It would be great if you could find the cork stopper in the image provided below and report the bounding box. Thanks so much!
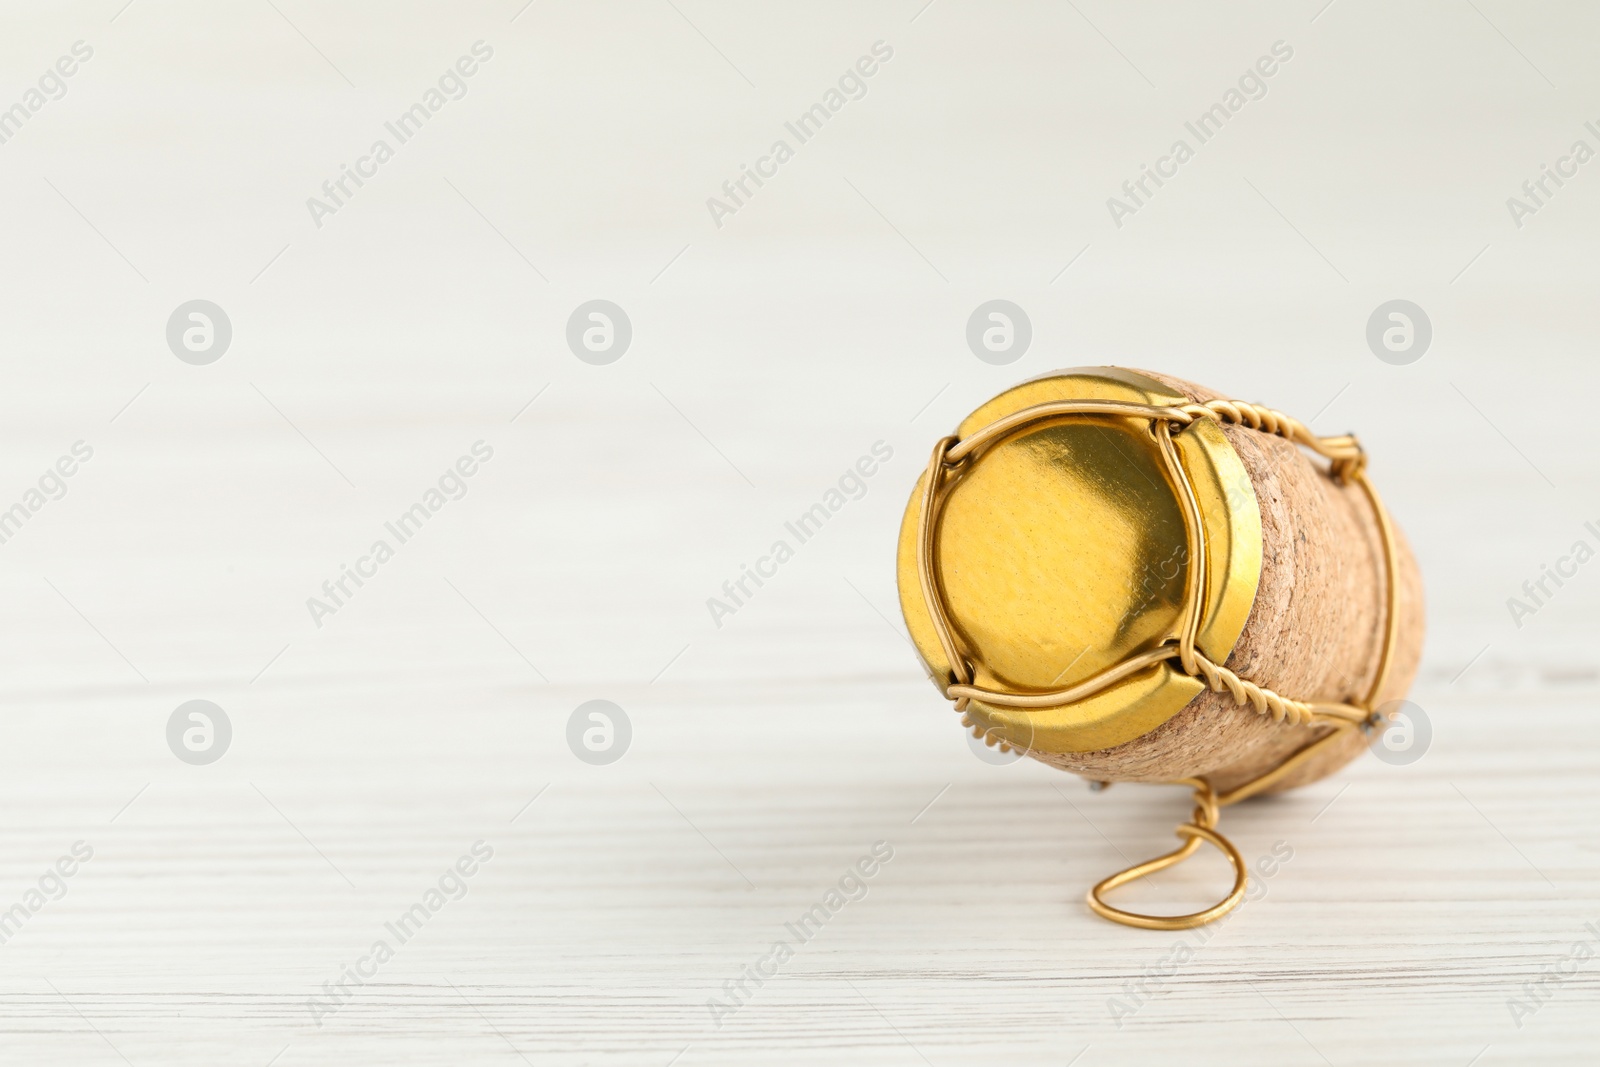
[896,367,1424,796]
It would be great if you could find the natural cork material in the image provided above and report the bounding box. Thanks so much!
[1030,370,1425,794]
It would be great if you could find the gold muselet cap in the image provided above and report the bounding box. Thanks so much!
[895,366,1264,756]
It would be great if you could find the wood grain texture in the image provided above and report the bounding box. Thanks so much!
[1,672,1595,1066]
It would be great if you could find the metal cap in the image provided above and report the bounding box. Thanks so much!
[895,367,1263,754]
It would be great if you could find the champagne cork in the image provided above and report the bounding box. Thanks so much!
[896,367,1423,826]
[896,367,1424,928]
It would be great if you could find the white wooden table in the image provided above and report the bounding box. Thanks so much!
[1,1,1598,1062]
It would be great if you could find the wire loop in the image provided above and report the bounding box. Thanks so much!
[1086,779,1249,930]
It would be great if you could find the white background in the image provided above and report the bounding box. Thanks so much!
[1,1,1597,1063]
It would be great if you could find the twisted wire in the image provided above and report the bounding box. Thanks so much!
[1183,399,1366,481]
[1187,649,1316,725]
